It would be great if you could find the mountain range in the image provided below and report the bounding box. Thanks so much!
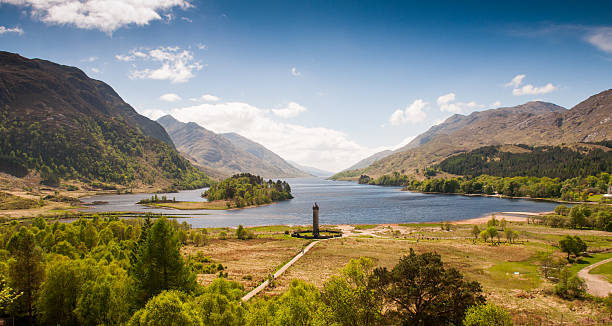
[157,115,309,179]
[0,51,211,189]
[334,91,612,179]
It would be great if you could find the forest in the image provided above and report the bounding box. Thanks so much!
[437,143,612,179]
[0,110,210,190]
[203,173,293,207]
[0,216,511,326]
[362,171,610,201]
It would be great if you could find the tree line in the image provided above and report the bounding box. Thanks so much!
[361,172,611,201]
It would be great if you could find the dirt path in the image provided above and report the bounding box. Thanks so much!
[241,240,320,301]
[578,257,612,297]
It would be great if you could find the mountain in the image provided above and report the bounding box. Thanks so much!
[288,161,333,177]
[220,132,309,177]
[344,150,393,171]
[157,115,308,178]
[0,51,210,189]
[357,92,612,178]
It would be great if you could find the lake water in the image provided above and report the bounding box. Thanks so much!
[81,177,561,228]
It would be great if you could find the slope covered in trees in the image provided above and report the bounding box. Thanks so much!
[203,173,293,207]
[357,91,612,179]
[438,143,612,179]
[0,51,210,189]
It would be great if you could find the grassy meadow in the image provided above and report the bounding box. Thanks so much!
[185,221,612,325]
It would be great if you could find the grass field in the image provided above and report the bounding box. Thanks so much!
[186,222,612,325]
[590,261,612,282]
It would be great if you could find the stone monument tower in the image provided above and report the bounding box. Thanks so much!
[312,203,320,238]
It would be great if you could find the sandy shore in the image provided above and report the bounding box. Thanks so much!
[452,211,553,225]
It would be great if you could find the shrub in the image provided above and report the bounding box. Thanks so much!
[463,303,513,326]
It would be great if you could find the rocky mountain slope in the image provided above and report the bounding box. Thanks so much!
[158,115,309,178]
[358,91,612,178]
[0,51,210,189]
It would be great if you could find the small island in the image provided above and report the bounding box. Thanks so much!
[203,173,293,208]
[137,173,293,210]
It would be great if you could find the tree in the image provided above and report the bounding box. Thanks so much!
[373,249,484,325]
[131,218,197,306]
[272,279,322,326]
[36,258,94,325]
[195,278,245,325]
[37,258,132,326]
[236,225,247,240]
[554,267,586,299]
[480,230,489,243]
[320,257,383,326]
[0,274,20,313]
[462,303,513,326]
[559,236,587,261]
[6,227,44,323]
[504,229,515,244]
[471,226,480,240]
[128,290,202,326]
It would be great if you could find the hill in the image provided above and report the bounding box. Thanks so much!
[0,51,210,189]
[158,115,308,178]
[360,92,612,178]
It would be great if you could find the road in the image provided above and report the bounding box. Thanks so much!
[577,257,612,297]
[241,240,320,301]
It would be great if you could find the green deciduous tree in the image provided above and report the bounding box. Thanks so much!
[195,278,245,325]
[462,303,513,326]
[128,290,202,326]
[558,236,587,261]
[320,257,383,326]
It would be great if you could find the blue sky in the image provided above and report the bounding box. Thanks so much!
[1,0,611,172]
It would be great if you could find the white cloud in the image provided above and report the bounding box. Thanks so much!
[505,74,525,88]
[272,102,307,118]
[512,83,557,96]
[140,101,377,172]
[117,46,203,83]
[196,43,207,50]
[586,27,612,53]
[505,74,557,96]
[291,67,301,77]
[389,99,428,125]
[90,67,100,73]
[159,93,181,102]
[0,26,23,35]
[81,56,98,62]
[181,17,193,23]
[437,93,485,113]
[0,0,191,34]
[190,94,220,102]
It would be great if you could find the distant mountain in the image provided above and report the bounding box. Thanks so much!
[344,150,393,171]
[288,161,333,177]
[158,115,308,178]
[355,93,612,178]
[220,132,309,177]
[0,51,210,189]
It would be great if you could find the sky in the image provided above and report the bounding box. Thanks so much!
[1,0,611,172]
